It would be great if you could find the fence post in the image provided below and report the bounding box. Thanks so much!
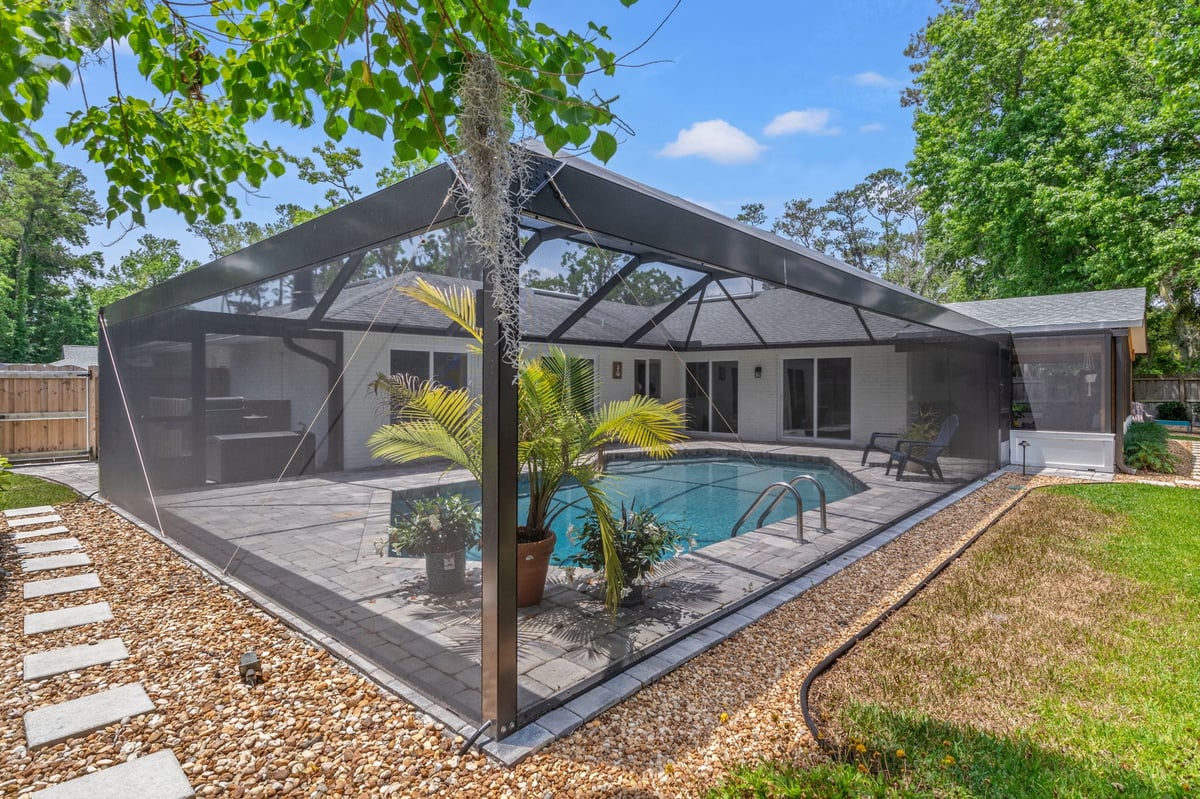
[89,366,99,460]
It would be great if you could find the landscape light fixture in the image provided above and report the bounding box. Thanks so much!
[239,651,262,687]
[1018,439,1030,476]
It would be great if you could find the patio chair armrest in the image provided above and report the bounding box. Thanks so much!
[895,438,930,450]
[867,431,902,446]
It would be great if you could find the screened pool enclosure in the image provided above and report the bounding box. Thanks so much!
[100,152,1006,739]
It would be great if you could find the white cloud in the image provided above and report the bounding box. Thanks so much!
[859,122,886,133]
[658,120,765,165]
[852,71,901,88]
[763,109,840,137]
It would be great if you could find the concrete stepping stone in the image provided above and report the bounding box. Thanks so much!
[4,505,54,518]
[12,525,71,540]
[24,573,102,599]
[24,638,129,681]
[24,683,155,749]
[17,538,82,557]
[25,602,113,635]
[30,749,194,799]
[22,553,91,573]
[7,514,62,528]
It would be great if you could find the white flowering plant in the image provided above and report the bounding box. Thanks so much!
[388,493,481,555]
[566,502,693,589]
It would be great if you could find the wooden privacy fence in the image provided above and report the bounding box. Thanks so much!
[0,365,98,462]
[1133,375,1200,404]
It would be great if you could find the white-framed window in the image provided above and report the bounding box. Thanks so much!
[633,358,662,398]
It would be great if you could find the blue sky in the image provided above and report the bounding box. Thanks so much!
[46,0,937,268]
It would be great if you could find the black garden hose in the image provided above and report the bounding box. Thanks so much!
[798,484,1037,754]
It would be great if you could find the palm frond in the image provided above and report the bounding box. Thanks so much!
[398,277,482,345]
[588,396,688,458]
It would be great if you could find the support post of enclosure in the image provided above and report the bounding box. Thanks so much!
[480,255,520,739]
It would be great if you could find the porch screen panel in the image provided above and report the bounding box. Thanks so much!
[1011,334,1109,433]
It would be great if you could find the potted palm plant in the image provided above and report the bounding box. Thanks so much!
[369,278,687,610]
[388,493,480,595]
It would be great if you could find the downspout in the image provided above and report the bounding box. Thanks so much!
[282,335,344,472]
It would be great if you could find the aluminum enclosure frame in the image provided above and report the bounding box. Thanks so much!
[99,150,1008,741]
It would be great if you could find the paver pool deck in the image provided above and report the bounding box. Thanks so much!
[21,446,1104,761]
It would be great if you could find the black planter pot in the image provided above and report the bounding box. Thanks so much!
[425,548,467,595]
[621,581,646,607]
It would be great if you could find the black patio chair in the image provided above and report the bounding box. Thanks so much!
[885,414,960,481]
[861,429,903,466]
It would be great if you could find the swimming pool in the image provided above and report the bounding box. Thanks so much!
[392,454,864,563]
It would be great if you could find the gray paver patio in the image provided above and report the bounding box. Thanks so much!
[136,442,969,724]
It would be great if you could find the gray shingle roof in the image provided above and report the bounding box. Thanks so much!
[945,288,1146,332]
[53,345,99,368]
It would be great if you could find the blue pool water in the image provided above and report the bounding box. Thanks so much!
[392,455,863,563]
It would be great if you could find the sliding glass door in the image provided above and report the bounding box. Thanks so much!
[782,357,851,439]
[685,360,738,433]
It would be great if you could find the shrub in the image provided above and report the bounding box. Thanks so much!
[1124,421,1179,473]
[567,502,693,590]
[388,493,481,555]
[1155,401,1190,421]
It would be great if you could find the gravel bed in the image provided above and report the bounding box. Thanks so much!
[3,472,1074,797]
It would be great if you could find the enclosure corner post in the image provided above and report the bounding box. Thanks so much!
[480,280,519,737]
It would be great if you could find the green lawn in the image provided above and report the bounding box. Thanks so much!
[0,472,79,511]
[710,484,1200,798]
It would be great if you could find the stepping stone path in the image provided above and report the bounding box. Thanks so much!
[4,505,196,798]
[30,750,194,799]
[24,573,102,599]
[25,602,113,635]
[8,514,65,528]
[22,553,91,573]
[25,683,154,749]
[16,537,83,556]
[12,525,70,540]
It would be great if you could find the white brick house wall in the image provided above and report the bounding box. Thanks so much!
[219,330,912,471]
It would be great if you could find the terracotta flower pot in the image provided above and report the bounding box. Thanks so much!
[516,531,556,607]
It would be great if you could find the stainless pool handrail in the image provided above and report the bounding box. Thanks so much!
[730,481,806,543]
[757,475,829,533]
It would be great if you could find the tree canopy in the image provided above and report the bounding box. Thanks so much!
[907,0,1200,368]
[5,0,637,227]
[738,168,941,296]
[523,246,685,305]
[0,161,101,362]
